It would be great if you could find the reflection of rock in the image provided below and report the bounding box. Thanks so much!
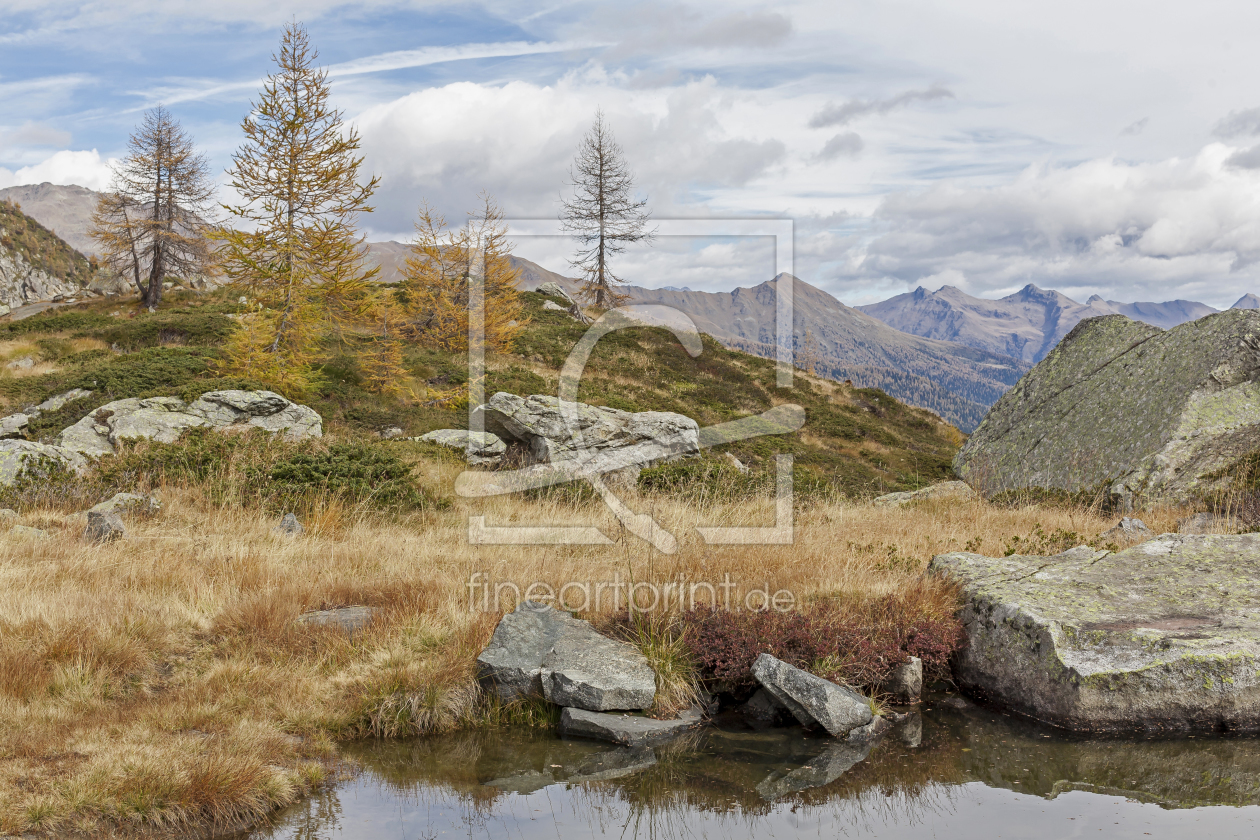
[896,713,923,747]
[756,739,878,799]
[931,535,1260,731]
[752,653,873,736]
[873,480,976,507]
[483,769,556,794]
[567,746,658,782]
[559,707,701,747]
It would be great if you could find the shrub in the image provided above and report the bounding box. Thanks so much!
[269,443,427,509]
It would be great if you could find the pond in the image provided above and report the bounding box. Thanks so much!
[236,694,1260,839]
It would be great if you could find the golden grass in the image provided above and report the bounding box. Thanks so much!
[0,468,1186,836]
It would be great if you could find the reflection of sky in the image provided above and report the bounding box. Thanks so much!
[8,3,1260,305]
[247,779,1260,840]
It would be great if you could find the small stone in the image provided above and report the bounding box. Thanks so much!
[378,426,405,440]
[10,525,49,539]
[0,508,18,526]
[84,510,125,542]
[725,452,750,473]
[88,492,159,517]
[558,707,702,747]
[1102,516,1155,542]
[751,653,873,737]
[873,480,976,507]
[542,300,567,312]
[880,656,923,703]
[274,513,303,536]
[296,606,376,634]
[6,356,34,370]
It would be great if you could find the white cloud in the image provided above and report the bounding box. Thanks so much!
[0,149,115,191]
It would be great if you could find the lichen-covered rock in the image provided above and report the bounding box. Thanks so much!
[0,388,91,440]
[955,310,1260,508]
[296,606,375,634]
[751,653,873,736]
[418,429,506,466]
[930,535,1260,732]
[473,392,698,475]
[57,390,321,457]
[0,439,87,485]
[536,281,575,304]
[476,601,591,702]
[1178,512,1237,534]
[88,492,159,517]
[873,480,976,507]
[541,624,657,711]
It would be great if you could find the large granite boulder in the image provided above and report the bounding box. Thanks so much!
[930,535,1260,732]
[57,390,322,457]
[476,601,657,711]
[955,310,1260,508]
[751,653,873,736]
[473,392,699,475]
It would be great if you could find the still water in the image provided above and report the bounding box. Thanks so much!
[239,695,1260,839]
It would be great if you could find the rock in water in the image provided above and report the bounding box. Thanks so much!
[541,625,657,711]
[473,392,699,474]
[873,481,976,507]
[751,653,873,736]
[476,601,656,710]
[84,510,125,542]
[956,310,1260,508]
[58,390,321,457]
[418,429,506,466]
[880,656,923,703]
[558,707,701,747]
[930,535,1260,732]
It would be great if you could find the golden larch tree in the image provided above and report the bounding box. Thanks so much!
[214,21,381,392]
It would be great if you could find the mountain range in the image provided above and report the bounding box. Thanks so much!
[858,284,1257,363]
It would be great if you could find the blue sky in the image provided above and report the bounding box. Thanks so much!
[5,1,1260,308]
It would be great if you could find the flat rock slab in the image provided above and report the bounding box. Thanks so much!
[873,480,976,507]
[559,707,701,747]
[752,653,873,737]
[930,535,1260,732]
[296,606,376,634]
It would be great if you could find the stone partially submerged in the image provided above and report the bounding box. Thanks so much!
[930,534,1260,732]
[559,707,701,747]
[955,310,1260,508]
[751,653,873,737]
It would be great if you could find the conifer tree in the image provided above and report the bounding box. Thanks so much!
[559,109,654,307]
[90,105,214,309]
[215,21,380,391]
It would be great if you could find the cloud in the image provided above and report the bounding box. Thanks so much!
[0,122,72,151]
[1120,117,1147,136]
[849,143,1260,306]
[1214,107,1260,138]
[690,11,793,48]
[1225,146,1260,169]
[808,85,954,129]
[816,131,863,161]
[0,149,115,190]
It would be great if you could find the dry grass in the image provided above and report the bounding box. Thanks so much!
[0,464,1186,836]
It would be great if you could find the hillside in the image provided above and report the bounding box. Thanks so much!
[0,289,964,498]
[858,283,1236,363]
[0,182,100,258]
[0,198,93,309]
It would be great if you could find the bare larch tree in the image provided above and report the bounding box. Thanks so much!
[90,105,214,310]
[560,110,654,307]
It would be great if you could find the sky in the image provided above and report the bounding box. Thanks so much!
[4,1,1260,308]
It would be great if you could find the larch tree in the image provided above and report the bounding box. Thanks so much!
[215,21,381,392]
[89,105,214,310]
[559,109,654,308]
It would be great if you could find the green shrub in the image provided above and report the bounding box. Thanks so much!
[269,444,426,508]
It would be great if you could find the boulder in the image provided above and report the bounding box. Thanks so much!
[873,480,976,507]
[57,390,321,457]
[378,426,404,440]
[88,492,159,517]
[955,310,1260,509]
[418,429,506,466]
[542,300,567,312]
[880,656,923,703]
[0,388,95,440]
[473,392,699,475]
[274,513,303,536]
[751,653,873,737]
[0,509,17,526]
[558,707,701,747]
[930,535,1260,732]
[6,356,33,370]
[0,439,87,485]
[10,525,48,539]
[742,687,790,724]
[1101,516,1155,543]
[476,601,591,702]
[536,281,575,304]
[84,510,124,542]
[541,624,657,711]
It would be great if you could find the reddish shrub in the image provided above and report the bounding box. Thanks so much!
[683,607,836,689]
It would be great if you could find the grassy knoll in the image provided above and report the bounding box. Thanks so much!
[0,290,1185,835]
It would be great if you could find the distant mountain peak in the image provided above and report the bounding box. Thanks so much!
[1232,293,1260,310]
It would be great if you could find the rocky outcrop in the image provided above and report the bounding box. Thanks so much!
[474,392,698,475]
[955,310,1260,509]
[751,653,873,737]
[873,480,976,507]
[477,601,657,711]
[418,429,506,466]
[58,390,321,457]
[0,439,88,484]
[0,388,91,439]
[930,535,1260,732]
[558,707,701,747]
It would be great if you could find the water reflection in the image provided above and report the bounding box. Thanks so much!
[237,696,1260,839]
